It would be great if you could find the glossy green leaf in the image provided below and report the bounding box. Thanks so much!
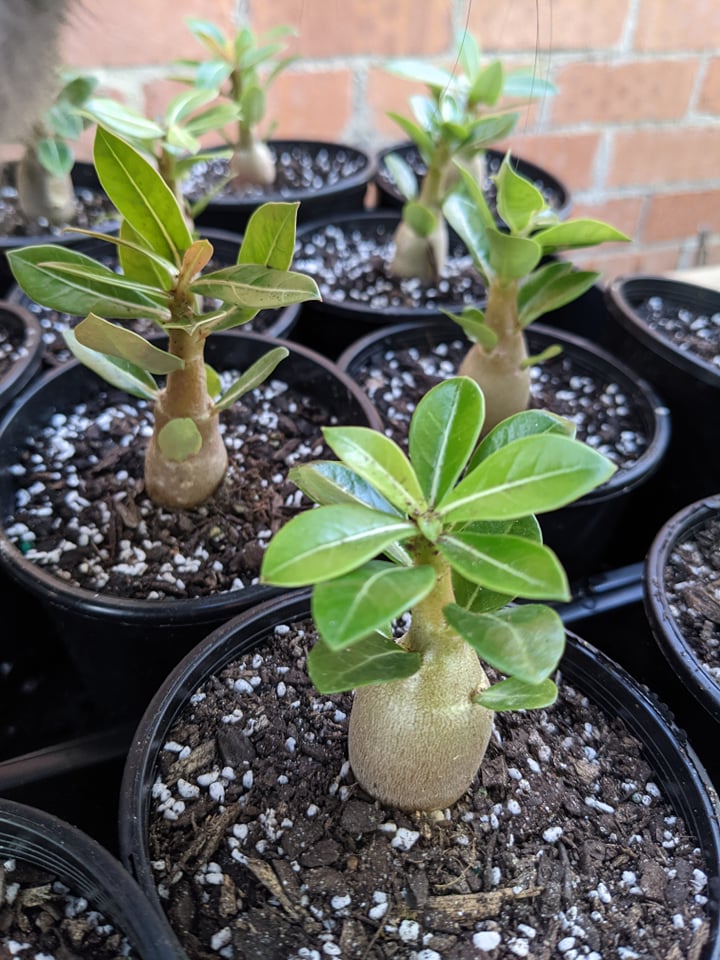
[238,201,300,270]
[36,138,73,176]
[213,346,288,411]
[157,417,202,461]
[93,125,193,265]
[535,219,630,253]
[307,632,420,694]
[486,227,542,280]
[384,152,418,202]
[474,676,558,711]
[260,504,416,586]
[191,263,320,309]
[312,561,435,650]
[438,434,616,523]
[494,155,546,234]
[408,377,484,506]
[438,531,569,600]
[468,409,575,471]
[441,307,496,349]
[73,314,183,374]
[323,426,427,516]
[6,245,169,321]
[117,218,175,291]
[502,69,556,99]
[290,461,402,515]
[519,267,600,327]
[446,602,565,684]
[402,201,438,238]
[385,111,434,160]
[470,60,503,105]
[62,327,159,400]
[85,98,164,143]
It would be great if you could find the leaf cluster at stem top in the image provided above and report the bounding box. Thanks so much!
[261,376,616,711]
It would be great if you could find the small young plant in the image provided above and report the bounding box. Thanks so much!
[443,154,630,432]
[14,71,99,225]
[261,376,616,813]
[174,18,298,189]
[384,30,555,283]
[7,126,320,511]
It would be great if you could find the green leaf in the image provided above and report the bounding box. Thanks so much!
[36,138,73,176]
[487,227,542,280]
[384,152,418,202]
[117,218,174,291]
[438,531,569,600]
[73,314,183,374]
[470,60,504,106]
[323,426,427,516]
[213,346,288,411]
[85,98,165,142]
[290,461,402,514]
[191,263,320,310]
[6,245,169,321]
[93,125,193,266]
[446,602,565,684]
[438,434,617,523]
[409,377,484,506]
[468,409,575,471]
[312,561,435,650]
[385,112,434,160]
[260,504,416,586]
[502,69,556,99]
[157,417,203,461]
[402,201,438,238]
[518,267,600,328]
[441,307,496,349]
[307,632,420,694]
[474,675,558,711]
[238,201,299,270]
[62,327,159,400]
[535,219,630,253]
[495,155,547,234]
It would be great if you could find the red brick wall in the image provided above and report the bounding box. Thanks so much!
[48,0,720,281]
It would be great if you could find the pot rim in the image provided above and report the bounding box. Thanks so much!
[644,494,720,721]
[0,300,43,408]
[605,274,720,389]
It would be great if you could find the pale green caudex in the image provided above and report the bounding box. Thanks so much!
[384,30,555,282]
[173,18,298,189]
[81,86,239,224]
[443,155,630,433]
[14,71,98,225]
[7,126,320,510]
[261,376,616,812]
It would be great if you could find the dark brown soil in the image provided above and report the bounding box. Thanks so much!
[663,511,720,683]
[145,619,712,960]
[0,858,139,958]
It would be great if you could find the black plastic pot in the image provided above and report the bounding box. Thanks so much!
[644,495,720,726]
[4,226,302,371]
[0,797,185,958]
[604,275,720,515]
[0,160,119,296]
[337,317,671,579]
[0,299,43,413]
[0,331,382,726]
[290,210,487,359]
[118,589,720,960]
[190,139,375,234]
[373,141,573,221]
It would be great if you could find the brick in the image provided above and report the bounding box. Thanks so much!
[568,198,644,242]
[643,190,720,243]
[265,69,354,142]
[60,0,235,68]
[248,0,451,58]
[699,58,720,115]
[635,0,720,51]
[468,0,628,51]
[608,127,720,187]
[550,61,696,125]
[571,245,683,284]
[494,133,600,194]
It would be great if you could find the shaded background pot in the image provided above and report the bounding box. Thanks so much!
[0,299,43,414]
[0,331,382,727]
[337,317,671,580]
[290,209,486,359]
[644,495,720,726]
[118,589,720,960]
[0,797,185,958]
[604,275,720,521]
[188,139,375,234]
[4,226,302,372]
[373,141,573,221]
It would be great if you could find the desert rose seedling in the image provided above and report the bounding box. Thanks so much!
[261,376,615,812]
[7,126,320,510]
[384,30,555,283]
[442,154,630,431]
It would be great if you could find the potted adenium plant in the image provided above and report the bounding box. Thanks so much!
[118,377,719,958]
[0,124,380,724]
